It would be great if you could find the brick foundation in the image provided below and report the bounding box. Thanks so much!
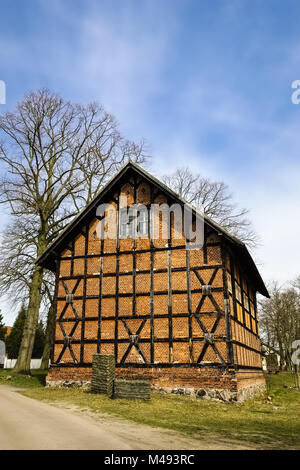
[46,365,265,402]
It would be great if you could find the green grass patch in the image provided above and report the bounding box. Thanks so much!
[20,372,300,449]
[0,369,48,388]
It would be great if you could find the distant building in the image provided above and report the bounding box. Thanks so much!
[261,343,281,372]
[4,326,12,339]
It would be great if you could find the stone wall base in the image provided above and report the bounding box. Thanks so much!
[46,379,90,388]
[236,382,266,401]
[46,378,265,402]
[153,381,265,402]
[46,365,266,402]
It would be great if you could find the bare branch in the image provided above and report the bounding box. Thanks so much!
[163,167,258,247]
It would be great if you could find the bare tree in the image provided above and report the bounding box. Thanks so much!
[259,281,300,379]
[0,217,57,370]
[292,276,300,293]
[0,89,147,373]
[0,218,51,301]
[163,167,258,247]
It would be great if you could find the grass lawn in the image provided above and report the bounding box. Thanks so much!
[0,369,48,388]
[1,370,299,449]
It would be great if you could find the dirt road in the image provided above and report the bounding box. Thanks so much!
[0,386,254,450]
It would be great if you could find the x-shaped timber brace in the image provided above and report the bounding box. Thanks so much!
[192,267,226,364]
[55,278,81,364]
[120,318,148,364]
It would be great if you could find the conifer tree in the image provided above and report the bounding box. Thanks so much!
[0,312,7,342]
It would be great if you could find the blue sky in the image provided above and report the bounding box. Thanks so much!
[1,0,300,323]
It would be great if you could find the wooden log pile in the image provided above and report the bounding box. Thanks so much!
[114,379,151,401]
[91,354,150,400]
[91,354,115,396]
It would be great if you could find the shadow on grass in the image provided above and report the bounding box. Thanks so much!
[31,370,48,386]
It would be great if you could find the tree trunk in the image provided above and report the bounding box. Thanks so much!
[13,264,44,374]
[40,303,55,370]
[13,230,47,374]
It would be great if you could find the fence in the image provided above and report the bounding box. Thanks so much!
[3,358,43,369]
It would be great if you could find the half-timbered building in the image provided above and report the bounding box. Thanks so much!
[37,161,269,400]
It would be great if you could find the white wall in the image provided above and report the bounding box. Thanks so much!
[4,357,42,369]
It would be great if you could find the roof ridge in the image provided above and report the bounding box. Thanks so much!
[35,160,268,297]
